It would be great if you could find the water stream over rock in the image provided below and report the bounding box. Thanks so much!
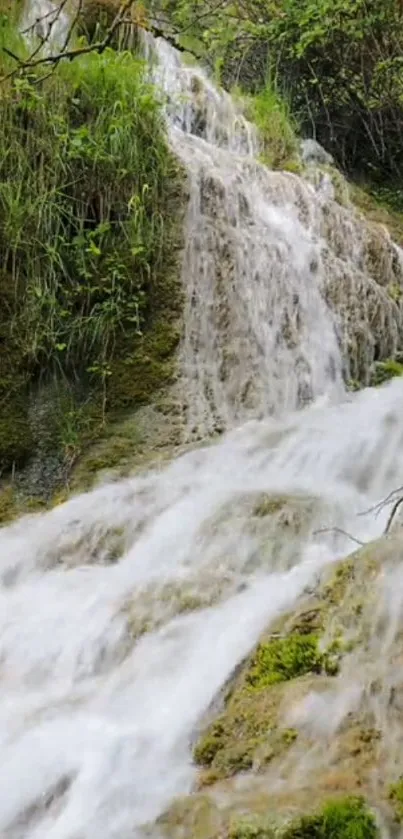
[144,36,403,437]
[2,9,403,838]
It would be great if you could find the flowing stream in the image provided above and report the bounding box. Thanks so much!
[2,9,403,838]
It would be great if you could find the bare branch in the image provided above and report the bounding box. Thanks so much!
[313,527,366,547]
[358,486,403,518]
[385,496,403,533]
[0,0,138,83]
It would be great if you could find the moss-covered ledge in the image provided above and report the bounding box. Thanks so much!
[153,534,403,839]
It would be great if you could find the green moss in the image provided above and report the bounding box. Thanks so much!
[369,359,403,387]
[192,668,309,784]
[346,380,362,393]
[388,778,403,822]
[283,159,303,175]
[0,485,47,526]
[253,496,287,517]
[387,283,402,303]
[282,728,298,745]
[323,560,355,606]
[156,794,222,839]
[193,629,341,784]
[304,165,350,207]
[0,486,18,525]
[0,392,33,473]
[350,184,403,248]
[245,635,325,690]
[194,721,226,766]
[282,796,378,839]
[229,816,275,838]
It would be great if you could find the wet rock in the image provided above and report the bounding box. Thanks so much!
[301,138,334,166]
[157,533,403,837]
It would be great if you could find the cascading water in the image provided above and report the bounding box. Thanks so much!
[144,36,403,437]
[2,9,403,838]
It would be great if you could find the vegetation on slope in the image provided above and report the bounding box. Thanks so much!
[229,797,379,839]
[0,10,184,490]
[150,0,403,190]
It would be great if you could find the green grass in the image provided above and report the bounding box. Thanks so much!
[0,22,184,477]
[241,80,299,170]
[283,796,378,839]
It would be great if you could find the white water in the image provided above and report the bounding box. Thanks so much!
[144,36,403,437]
[2,9,403,838]
[21,0,70,46]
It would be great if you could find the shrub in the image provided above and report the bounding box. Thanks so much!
[245,634,325,690]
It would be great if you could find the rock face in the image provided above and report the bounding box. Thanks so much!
[300,138,334,166]
[156,531,403,838]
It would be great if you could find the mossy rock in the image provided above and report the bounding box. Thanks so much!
[388,778,403,823]
[303,164,351,207]
[159,536,403,839]
[350,184,403,249]
[228,796,378,838]
[106,322,181,410]
[369,358,403,386]
[229,814,277,838]
[192,535,398,790]
[158,793,378,839]
[0,392,33,473]
[0,486,18,525]
[193,631,339,786]
[155,794,223,839]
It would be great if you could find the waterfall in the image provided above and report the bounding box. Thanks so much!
[21,0,70,46]
[144,36,403,438]
[2,11,403,839]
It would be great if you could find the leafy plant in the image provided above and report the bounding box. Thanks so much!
[0,23,183,473]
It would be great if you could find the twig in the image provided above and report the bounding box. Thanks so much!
[313,527,366,547]
[60,0,83,54]
[358,485,403,518]
[385,496,403,533]
[21,5,62,35]
[0,0,137,82]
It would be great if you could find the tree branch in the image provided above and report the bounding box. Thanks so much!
[0,0,138,82]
